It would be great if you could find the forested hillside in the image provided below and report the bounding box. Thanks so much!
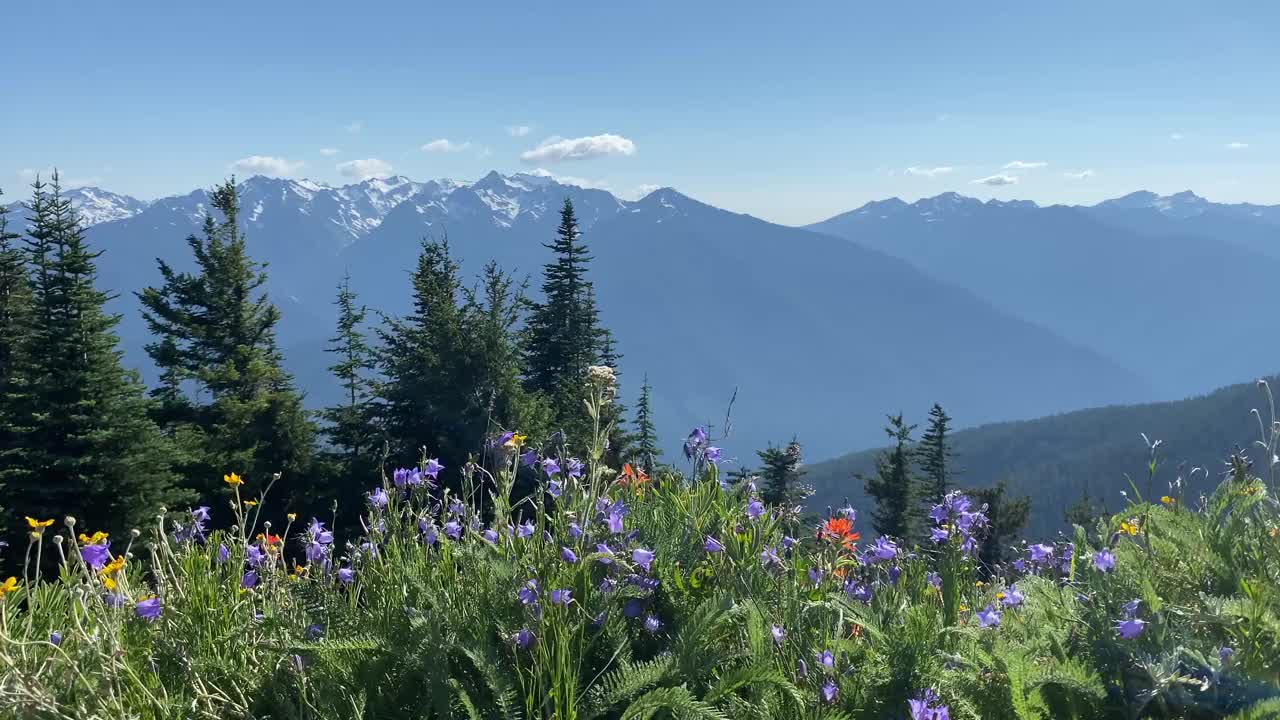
[806,375,1278,537]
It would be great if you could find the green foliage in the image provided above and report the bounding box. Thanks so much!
[0,176,186,558]
[861,414,920,541]
[137,178,315,507]
[759,439,807,509]
[375,242,547,487]
[971,480,1031,572]
[808,376,1280,538]
[915,403,955,508]
[320,273,380,477]
[3,394,1280,719]
[629,375,661,474]
[524,199,619,455]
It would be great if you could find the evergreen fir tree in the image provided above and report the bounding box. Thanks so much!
[374,238,467,469]
[524,198,613,452]
[3,175,186,555]
[0,189,31,538]
[629,375,661,473]
[759,439,805,508]
[459,260,550,466]
[137,178,314,506]
[1064,483,1104,528]
[971,480,1031,575]
[319,273,380,485]
[861,414,918,539]
[915,403,955,507]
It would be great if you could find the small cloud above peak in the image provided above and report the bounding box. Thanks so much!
[506,125,532,137]
[623,183,663,201]
[319,148,340,156]
[336,158,393,181]
[421,139,471,153]
[973,173,1019,186]
[1226,141,1249,150]
[1064,169,1095,179]
[230,155,305,177]
[904,166,953,177]
[1002,160,1047,170]
[520,133,636,164]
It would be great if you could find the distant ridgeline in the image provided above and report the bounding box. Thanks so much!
[805,375,1279,538]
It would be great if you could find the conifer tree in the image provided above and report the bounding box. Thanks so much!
[3,175,186,551]
[375,238,467,468]
[861,413,918,539]
[459,260,550,465]
[971,480,1031,574]
[915,403,956,507]
[0,189,30,536]
[759,439,806,508]
[629,375,661,473]
[319,273,379,481]
[138,179,314,505]
[524,199,615,451]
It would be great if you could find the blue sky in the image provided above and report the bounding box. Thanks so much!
[2,1,1276,225]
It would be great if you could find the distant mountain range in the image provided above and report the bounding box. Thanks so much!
[4,178,1277,467]
[806,190,1280,399]
[802,373,1279,538]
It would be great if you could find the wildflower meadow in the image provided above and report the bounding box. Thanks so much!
[2,386,1279,720]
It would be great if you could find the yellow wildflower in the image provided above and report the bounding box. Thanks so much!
[0,576,19,595]
[223,472,244,487]
[504,433,528,449]
[79,531,109,544]
[1160,495,1174,505]
[1120,519,1140,536]
[287,513,297,522]
[996,592,1006,602]
[243,500,258,508]
[25,517,54,530]
[100,556,126,576]
[959,604,969,613]
[975,580,985,587]
[103,576,117,590]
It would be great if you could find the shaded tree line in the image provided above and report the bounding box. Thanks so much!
[0,177,651,565]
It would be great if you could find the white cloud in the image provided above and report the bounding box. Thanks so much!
[520,133,637,164]
[336,158,393,181]
[344,121,363,134]
[319,147,340,156]
[527,167,611,191]
[972,173,1019,186]
[623,183,662,200]
[506,125,532,137]
[1170,133,1184,141]
[1226,141,1249,150]
[1063,169,1095,179]
[230,155,306,177]
[421,139,471,153]
[62,176,104,188]
[1002,160,1047,170]
[904,165,953,177]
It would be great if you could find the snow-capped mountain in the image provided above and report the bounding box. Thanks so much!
[10,173,1278,462]
[3,186,149,227]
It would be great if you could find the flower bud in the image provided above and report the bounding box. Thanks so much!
[130,529,141,538]
[52,535,64,545]
[64,516,76,527]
